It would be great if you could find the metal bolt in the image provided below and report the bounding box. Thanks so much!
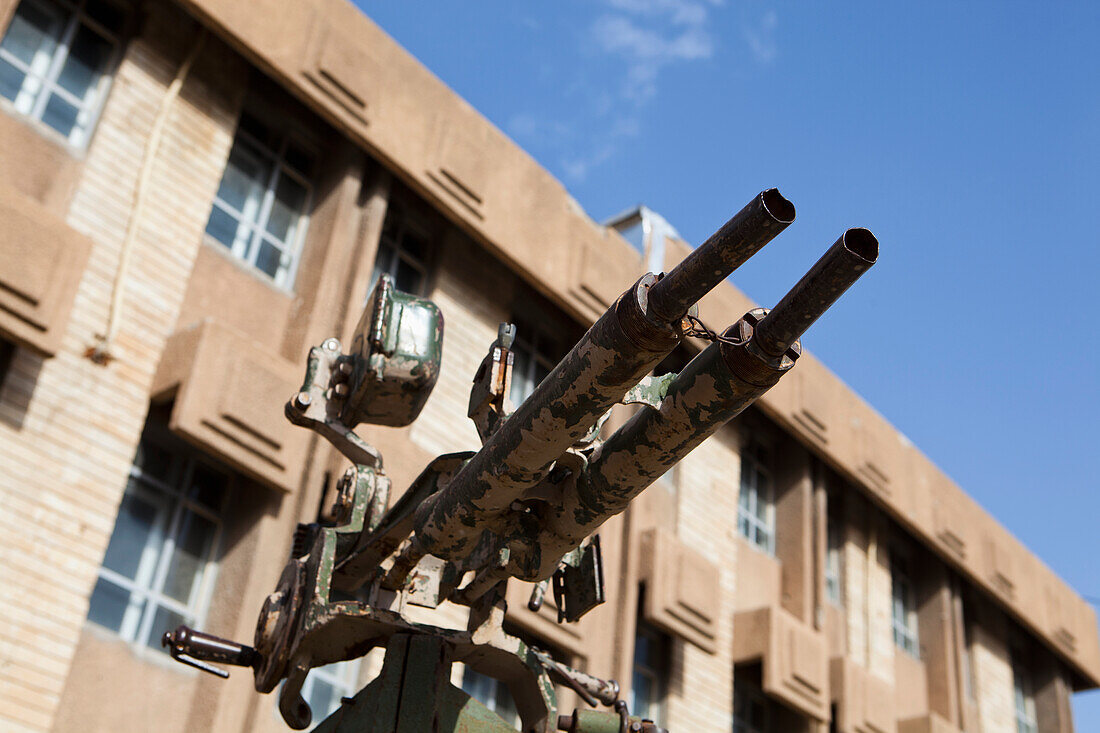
[338,361,353,376]
[323,338,341,352]
[333,383,349,398]
[293,392,311,409]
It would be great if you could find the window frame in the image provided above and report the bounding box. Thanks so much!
[737,438,775,556]
[824,506,843,606]
[297,657,362,723]
[508,315,563,409]
[460,666,520,727]
[204,109,317,290]
[1011,651,1038,733]
[0,0,127,148]
[87,437,229,654]
[890,550,920,659]
[732,680,771,733]
[630,619,669,723]
[370,197,436,298]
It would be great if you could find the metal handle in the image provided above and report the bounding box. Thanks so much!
[162,625,258,679]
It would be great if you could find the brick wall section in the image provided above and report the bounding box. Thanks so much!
[973,622,1015,733]
[666,431,740,731]
[842,499,896,684]
[0,12,242,731]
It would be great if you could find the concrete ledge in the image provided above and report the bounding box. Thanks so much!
[640,528,720,654]
[0,181,91,355]
[733,605,830,721]
[152,319,309,492]
[831,657,897,733]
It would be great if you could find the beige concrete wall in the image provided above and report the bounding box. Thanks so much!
[665,427,741,731]
[0,6,244,730]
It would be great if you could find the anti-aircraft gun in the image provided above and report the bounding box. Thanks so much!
[160,189,877,733]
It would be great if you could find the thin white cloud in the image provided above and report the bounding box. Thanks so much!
[591,6,715,103]
[508,0,761,183]
[743,9,779,65]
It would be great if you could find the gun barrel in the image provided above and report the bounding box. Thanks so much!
[413,192,795,563]
[647,188,794,323]
[753,227,878,358]
[545,332,767,557]
[541,229,878,564]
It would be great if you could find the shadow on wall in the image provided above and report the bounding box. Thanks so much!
[0,343,43,430]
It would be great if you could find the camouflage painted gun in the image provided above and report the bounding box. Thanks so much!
[161,189,877,733]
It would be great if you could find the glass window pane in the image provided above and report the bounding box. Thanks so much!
[101,491,159,580]
[372,243,395,283]
[188,464,226,512]
[401,229,428,263]
[216,140,270,216]
[254,239,284,279]
[54,23,111,102]
[161,510,215,604]
[2,2,63,68]
[308,678,339,720]
[204,205,244,250]
[0,57,27,101]
[87,576,133,632]
[510,349,532,406]
[134,440,174,486]
[41,92,78,137]
[147,605,186,652]
[394,258,421,294]
[631,672,654,718]
[462,667,495,703]
[264,172,307,243]
[491,679,517,725]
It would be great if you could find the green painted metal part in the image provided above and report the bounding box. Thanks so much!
[343,274,444,428]
[312,635,523,733]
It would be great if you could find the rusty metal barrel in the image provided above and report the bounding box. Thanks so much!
[412,191,795,562]
[540,229,878,566]
[647,188,795,323]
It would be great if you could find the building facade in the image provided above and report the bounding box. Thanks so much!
[0,1,1095,732]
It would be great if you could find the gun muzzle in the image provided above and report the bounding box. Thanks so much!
[412,191,795,563]
[540,229,878,566]
[753,227,878,358]
[647,188,795,323]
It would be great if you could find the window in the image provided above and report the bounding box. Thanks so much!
[630,621,669,722]
[0,0,125,146]
[961,609,976,702]
[1011,653,1038,733]
[737,439,774,555]
[204,109,315,288]
[371,200,433,296]
[300,658,361,722]
[0,337,14,386]
[825,509,843,606]
[461,667,519,728]
[733,681,770,733]
[890,551,919,659]
[509,316,562,408]
[87,435,228,652]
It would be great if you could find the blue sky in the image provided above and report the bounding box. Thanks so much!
[358,0,1100,723]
